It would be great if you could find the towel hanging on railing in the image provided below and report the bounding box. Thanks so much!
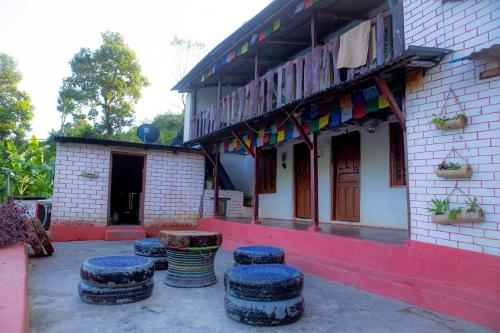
[337,20,371,69]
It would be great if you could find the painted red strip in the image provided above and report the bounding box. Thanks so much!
[0,245,28,333]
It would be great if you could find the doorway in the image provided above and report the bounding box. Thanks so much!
[109,153,145,225]
[332,131,360,222]
[294,143,311,219]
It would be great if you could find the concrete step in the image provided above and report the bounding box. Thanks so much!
[105,228,146,241]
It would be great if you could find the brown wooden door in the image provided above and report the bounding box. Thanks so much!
[333,131,360,222]
[294,143,311,219]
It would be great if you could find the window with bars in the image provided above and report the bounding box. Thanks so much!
[258,148,277,194]
[389,122,406,187]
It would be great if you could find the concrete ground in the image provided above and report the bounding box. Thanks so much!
[29,241,493,333]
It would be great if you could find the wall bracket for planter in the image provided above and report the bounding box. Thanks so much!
[431,89,467,130]
[435,148,472,179]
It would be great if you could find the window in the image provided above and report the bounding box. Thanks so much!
[257,148,277,194]
[389,122,406,186]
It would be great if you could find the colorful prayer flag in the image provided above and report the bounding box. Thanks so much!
[319,114,329,129]
[340,95,352,109]
[341,109,352,122]
[362,86,379,100]
[352,90,366,119]
[294,1,305,14]
[304,0,313,9]
[329,110,341,127]
[273,19,281,32]
[366,98,378,113]
[379,95,390,109]
[310,104,320,119]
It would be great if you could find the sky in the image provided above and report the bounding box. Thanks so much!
[0,0,272,139]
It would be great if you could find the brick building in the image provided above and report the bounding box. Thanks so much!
[174,0,500,329]
[50,137,205,240]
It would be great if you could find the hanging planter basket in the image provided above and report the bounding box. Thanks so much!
[428,187,485,225]
[431,89,467,130]
[435,148,472,179]
[431,212,455,225]
[459,209,485,223]
[434,114,467,130]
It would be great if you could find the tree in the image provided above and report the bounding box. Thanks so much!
[0,53,33,142]
[58,32,149,136]
[169,36,206,113]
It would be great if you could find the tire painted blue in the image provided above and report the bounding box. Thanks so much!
[78,279,154,305]
[134,238,168,257]
[225,293,304,326]
[234,246,285,265]
[224,264,303,301]
[80,255,154,288]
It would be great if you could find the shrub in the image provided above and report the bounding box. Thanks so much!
[0,200,35,246]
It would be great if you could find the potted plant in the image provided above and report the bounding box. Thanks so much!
[435,161,472,178]
[205,175,214,190]
[428,198,452,224]
[431,113,467,130]
[458,197,485,223]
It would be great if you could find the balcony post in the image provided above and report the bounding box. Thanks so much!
[253,147,260,224]
[213,144,220,218]
[308,131,321,232]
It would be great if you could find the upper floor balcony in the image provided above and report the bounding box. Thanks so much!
[178,1,449,143]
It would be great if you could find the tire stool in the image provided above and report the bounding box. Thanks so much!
[224,264,305,325]
[135,237,169,270]
[233,246,284,265]
[78,255,154,304]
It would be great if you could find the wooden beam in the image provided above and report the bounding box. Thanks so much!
[285,111,313,150]
[213,145,220,217]
[253,147,260,224]
[264,39,310,46]
[316,12,368,20]
[230,130,255,158]
[200,144,215,167]
[375,77,405,130]
[308,132,320,232]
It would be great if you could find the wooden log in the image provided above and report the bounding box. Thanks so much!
[29,217,54,255]
[376,13,385,65]
[295,57,304,99]
[277,66,284,108]
[322,44,331,90]
[259,77,266,115]
[392,1,404,58]
[231,91,237,122]
[238,87,245,120]
[304,52,313,97]
[265,70,274,112]
[285,61,294,103]
[24,218,44,257]
[311,46,321,93]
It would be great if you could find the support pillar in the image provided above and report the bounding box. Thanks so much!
[308,132,321,232]
[252,148,261,224]
[213,146,220,218]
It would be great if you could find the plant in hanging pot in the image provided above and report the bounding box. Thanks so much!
[205,175,214,190]
[435,161,472,178]
[431,113,467,130]
[428,198,452,224]
[459,197,485,223]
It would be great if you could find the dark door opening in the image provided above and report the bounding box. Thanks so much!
[332,131,360,222]
[109,153,145,225]
[294,143,311,219]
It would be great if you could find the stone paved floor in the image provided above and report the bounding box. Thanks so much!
[29,241,493,333]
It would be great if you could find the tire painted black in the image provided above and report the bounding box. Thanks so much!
[80,255,154,288]
[134,238,168,257]
[151,256,168,270]
[225,293,304,326]
[233,246,285,265]
[224,264,303,301]
[78,279,154,305]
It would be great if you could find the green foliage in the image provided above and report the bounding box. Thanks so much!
[430,113,465,127]
[0,53,34,142]
[1,137,54,197]
[448,208,462,219]
[427,198,450,215]
[58,32,149,136]
[465,197,479,213]
[151,112,184,145]
[437,161,461,170]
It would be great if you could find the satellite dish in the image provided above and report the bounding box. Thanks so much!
[136,124,160,144]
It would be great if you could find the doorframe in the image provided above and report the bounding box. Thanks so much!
[108,151,147,226]
[293,142,311,219]
[330,131,361,222]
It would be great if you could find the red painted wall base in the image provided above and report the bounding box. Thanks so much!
[50,222,195,241]
[196,218,500,330]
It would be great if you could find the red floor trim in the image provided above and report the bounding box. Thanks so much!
[0,245,28,333]
[197,218,500,330]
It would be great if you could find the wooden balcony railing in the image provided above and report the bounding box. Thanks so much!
[191,5,404,140]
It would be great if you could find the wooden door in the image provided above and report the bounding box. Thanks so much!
[294,143,311,219]
[333,131,360,222]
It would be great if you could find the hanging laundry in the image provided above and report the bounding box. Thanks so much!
[337,20,371,69]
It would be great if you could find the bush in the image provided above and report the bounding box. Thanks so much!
[0,200,35,246]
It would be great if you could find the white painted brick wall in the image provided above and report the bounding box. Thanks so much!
[202,189,244,218]
[52,142,204,227]
[404,0,500,255]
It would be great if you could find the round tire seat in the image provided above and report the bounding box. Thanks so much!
[134,238,168,257]
[233,246,284,265]
[135,238,169,270]
[80,255,154,288]
[224,264,303,301]
[225,293,304,326]
[159,230,222,248]
[78,279,154,305]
